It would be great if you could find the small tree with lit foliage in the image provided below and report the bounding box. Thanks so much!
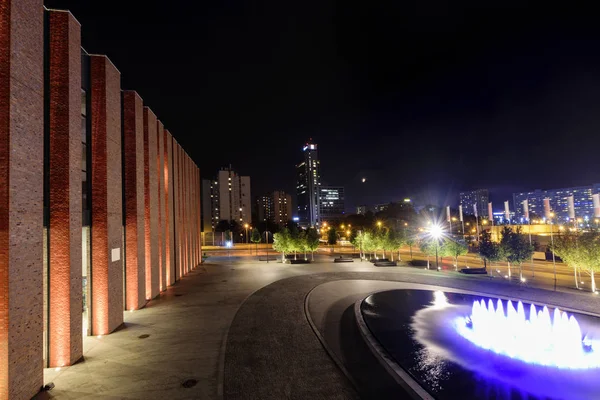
[273,228,291,262]
[306,228,320,261]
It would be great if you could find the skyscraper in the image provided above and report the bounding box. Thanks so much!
[296,140,321,227]
[459,189,490,218]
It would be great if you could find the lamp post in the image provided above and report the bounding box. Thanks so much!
[430,224,443,271]
[244,223,249,244]
[549,212,556,291]
[264,230,271,263]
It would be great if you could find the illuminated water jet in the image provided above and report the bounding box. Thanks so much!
[456,299,598,369]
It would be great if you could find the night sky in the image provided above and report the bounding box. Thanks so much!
[45,0,600,212]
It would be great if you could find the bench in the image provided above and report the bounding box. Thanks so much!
[374,260,397,267]
[334,257,354,263]
[285,259,311,264]
[370,258,389,263]
[460,267,487,274]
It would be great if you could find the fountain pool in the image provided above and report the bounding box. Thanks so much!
[360,289,600,400]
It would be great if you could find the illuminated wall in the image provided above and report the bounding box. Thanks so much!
[123,91,146,311]
[0,0,45,398]
[47,9,83,367]
[0,3,202,397]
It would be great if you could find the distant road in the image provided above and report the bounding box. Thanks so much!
[201,243,594,294]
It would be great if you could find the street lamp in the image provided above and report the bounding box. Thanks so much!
[429,224,443,271]
[377,221,382,229]
[549,212,557,290]
[244,223,249,244]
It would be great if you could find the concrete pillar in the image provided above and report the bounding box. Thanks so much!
[143,107,159,299]
[0,0,44,397]
[89,55,123,335]
[47,9,83,367]
[122,91,146,311]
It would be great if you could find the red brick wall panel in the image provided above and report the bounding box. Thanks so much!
[90,55,123,335]
[172,140,180,281]
[0,0,44,398]
[165,130,174,286]
[143,107,159,298]
[123,91,145,311]
[48,10,82,367]
[156,120,164,291]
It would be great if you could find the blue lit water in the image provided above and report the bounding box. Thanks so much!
[360,290,600,400]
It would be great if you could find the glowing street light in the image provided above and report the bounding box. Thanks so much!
[428,224,444,271]
[377,221,382,228]
[244,223,249,244]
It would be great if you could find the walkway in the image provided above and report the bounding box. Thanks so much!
[37,255,600,399]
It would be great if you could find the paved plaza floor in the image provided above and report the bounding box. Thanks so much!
[36,254,600,399]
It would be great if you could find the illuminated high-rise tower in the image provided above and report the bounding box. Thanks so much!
[296,139,321,227]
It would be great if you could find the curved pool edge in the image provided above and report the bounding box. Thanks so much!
[303,283,361,393]
[354,298,434,400]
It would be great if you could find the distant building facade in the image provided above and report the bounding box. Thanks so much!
[273,190,293,225]
[460,189,490,218]
[373,203,390,213]
[296,140,321,227]
[356,205,367,215]
[201,179,214,232]
[256,194,273,223]
[256,191,292,226]
[513,184,600,223]
[202,166,251,229]
[319,186,345,222]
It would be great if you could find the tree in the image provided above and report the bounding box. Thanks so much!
[362,231,376,260]
[554,231,600,292]
[294,231,308,260]
[499,226,514,277]
[349,229,358,248]
[327,227,338,245]
[352,230,366,259]
[444,239,468,271]
[499,227,533,280]
[552,232,581,289]
[577,232,600,293]
[250,228,261,255]
[406,236,415,260]
[383,229,403,261]
[393,228,407,261]
[272,228,291,262]
[419,237,438,269]
[374,229,386,259]
[306,228,320,261]
[478,230,500,272]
